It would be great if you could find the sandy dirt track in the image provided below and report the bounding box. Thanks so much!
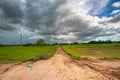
[0,47,120,80]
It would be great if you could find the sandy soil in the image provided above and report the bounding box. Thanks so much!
[0,47,120,80]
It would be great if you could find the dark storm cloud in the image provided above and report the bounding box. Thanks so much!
[60,16,90,32]
[0,23,15,31]
[55,15,104,40]
[0,0,24,31]
[0,0,120,44]
[0,0,23,23]
[73,27,120,42]
[25,0,67,31]
[57,14,120,42]
[0,0,23,18]
[109,14,120,23]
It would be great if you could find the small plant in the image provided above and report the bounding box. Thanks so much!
[27,53,53,62]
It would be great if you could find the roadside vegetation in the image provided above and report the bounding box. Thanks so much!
[63,43,120,60]
[1,39,120,63]
[0,46,57,63]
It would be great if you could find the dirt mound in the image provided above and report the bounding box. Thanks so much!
[0,47,120,80]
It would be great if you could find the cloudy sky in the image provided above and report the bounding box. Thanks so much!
[0,0,120,44]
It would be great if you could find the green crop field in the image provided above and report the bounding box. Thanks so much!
[0,46,57,63]
[63,43,120,60]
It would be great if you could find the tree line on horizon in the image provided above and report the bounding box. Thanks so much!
[0,39,120,46]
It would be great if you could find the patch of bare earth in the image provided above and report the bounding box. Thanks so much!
[0,47,120,80]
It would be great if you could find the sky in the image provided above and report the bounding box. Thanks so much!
[0,0,120,44]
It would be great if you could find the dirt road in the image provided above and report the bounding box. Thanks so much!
[0,47,120,80]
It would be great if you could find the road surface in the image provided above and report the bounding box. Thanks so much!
[0,47,120,80]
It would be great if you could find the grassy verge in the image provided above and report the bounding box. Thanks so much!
[62,43,120,60]
[0,46,57,63]
[62,47,90,60]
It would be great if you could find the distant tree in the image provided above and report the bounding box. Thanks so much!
[88,41,96,44]
[72,42,79,44]
[52,43,59,45]
[36,39,45,46]
[0,44,5,47]
[88,40,114,44]
[23,43,32,46]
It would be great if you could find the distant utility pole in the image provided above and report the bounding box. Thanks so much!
[20,30,23,46]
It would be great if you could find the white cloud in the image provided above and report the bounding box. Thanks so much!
[20,0,26,3]
[58,0,109,15]
[29,35,44,40]
[112,1,120,8]
[87,0,109,15]
[111,10,120,15]
[58,33,77,40]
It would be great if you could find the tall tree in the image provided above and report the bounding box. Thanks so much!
[37,39,45,46]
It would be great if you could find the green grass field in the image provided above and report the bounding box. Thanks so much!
[1,43,120,63]
[63,43,120,60]
[0,46,57,63]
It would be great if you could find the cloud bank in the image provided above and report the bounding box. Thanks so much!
[0,0,120,44]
